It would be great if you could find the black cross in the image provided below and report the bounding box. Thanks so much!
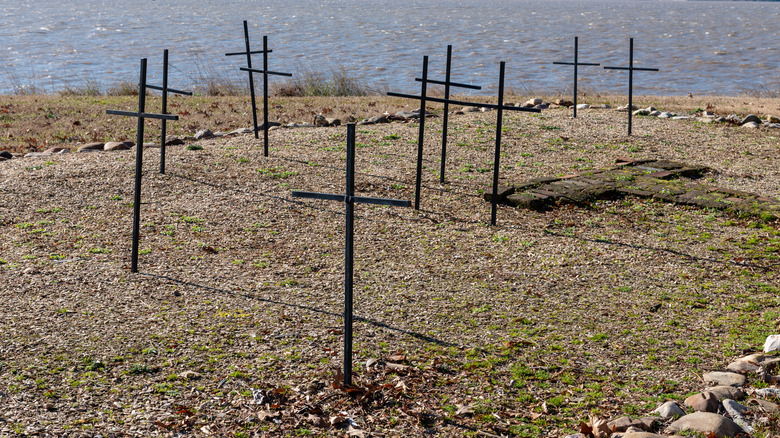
[389,58,540,225]
[603,38,659,135]
[226,21,292,156]
[552,36,600,118]
[145,49,192,174]
[291,124,411,386]
[106,58,179,273]
[414,45,482,184]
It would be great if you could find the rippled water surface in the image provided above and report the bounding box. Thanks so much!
[1,0,778,95]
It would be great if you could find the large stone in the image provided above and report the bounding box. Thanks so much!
[0,150,13,160]
[104,141,134,151]
[652,401,685,418]
[165,136,185,146]
[684,391,720,412]
[523,98,543,107]
[229,127,254,135]
[706,385,744,401]
[767,115,780,123]
[667,412,743,438]
[726,354,764,374]
[747,397,779,413]
[77,142,105,152]
[703,371,746,387]
[313,114,329,126]
[554,99,573,107]
[576,103,590,110]
[742,121,760,129]
[326,118,341,127]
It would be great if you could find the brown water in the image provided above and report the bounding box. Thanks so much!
[1,0,778,95]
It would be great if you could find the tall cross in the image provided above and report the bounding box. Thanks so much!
[145,49,192,174]
[291,124,411,386]
[414,45,482,184]
[106,58,179,273]
[552,36,600,118]
[389,59,540,225]
[226,22,292,156]
[603,38,659,135]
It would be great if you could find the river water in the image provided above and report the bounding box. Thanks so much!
[1,0,778,96]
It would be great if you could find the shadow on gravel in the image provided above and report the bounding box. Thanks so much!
[139,272,459,348]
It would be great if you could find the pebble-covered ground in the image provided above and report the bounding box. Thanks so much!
[1,99,780,437]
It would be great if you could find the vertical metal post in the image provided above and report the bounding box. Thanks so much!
[491,62,505,227]
[263,36,270,157]
[628,38,634,136]
[131,59,148,273]
[160,49,169,174]
[343,123,356,386]
[414,56,428,210]
[573,37,579,118]
[440,45,452,184]
[243,21,259,139]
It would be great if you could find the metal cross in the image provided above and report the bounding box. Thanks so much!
[226,21,292,156]
[145,49,192,174]
[603,38,659,135]
[552,36,600,118]
[414,46,482,184]
[389,58,540,225]
[291,124,411,386]
[106,58,179,273]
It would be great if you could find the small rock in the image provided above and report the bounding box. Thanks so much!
[684,391,720,412]
[767,115,780,123]
[649,110,662,117]
[727,353,764,374]
[616,104,638,111]
[258,121,281,130]
[723,399,753,433]
[554,99,573,107]
[368,115,389,124]
[657,112,675,118]
[326,118,341,127]
[44,147,70,154]
[696,117,715,123]
[621,433,667,438]
[43,403,55,411]
[194,129,214,140]
[765,335,780,353]
[462,106,479,113]
[740,114,762,125]
[164,136,185,146]
[703,371,746,387]
[742,121,760,129]
[229,127,254,135]
[672,115,692,120]
[313,114,329,126]
[576,104,590,110]
[480,107,493,112]
[652,401,685,418]
[523,98,543,107]
[633,109,651,116]
[666,412,744,437]
[104,141,134,151]
[0,151,13,160]
[747,397,779,413]
[755,387,780,398]
[768,123,780,129]
[77,142,105,152]
[286,123,315,128]
[179,371,202,380]
[212,131,228,137]
[607,416,646,432]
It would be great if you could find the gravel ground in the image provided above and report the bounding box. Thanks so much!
[1,104,779,437]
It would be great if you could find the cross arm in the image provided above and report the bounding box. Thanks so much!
[146,84,193,96]
[225,50,272,57]
[603,66,659,72]
[239,67,293,77]
[552,61,600,66]
[414,77,482,90]
[292,191,345,202]
[106,110,179,121]
[387,92,541,113]
[292,191,412,207]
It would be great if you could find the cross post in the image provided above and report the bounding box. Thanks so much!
[552,36,600,118]
[106,58,179,273]
[389,59,540,225]
[227,22,293,156]
[145,49,192,174]
[291,124,411,386]
[413,46,482,184]
[603,38,659,135]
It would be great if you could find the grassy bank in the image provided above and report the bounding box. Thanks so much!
[1,94,779,154]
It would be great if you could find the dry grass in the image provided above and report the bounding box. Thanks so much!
[1,98,780,436]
